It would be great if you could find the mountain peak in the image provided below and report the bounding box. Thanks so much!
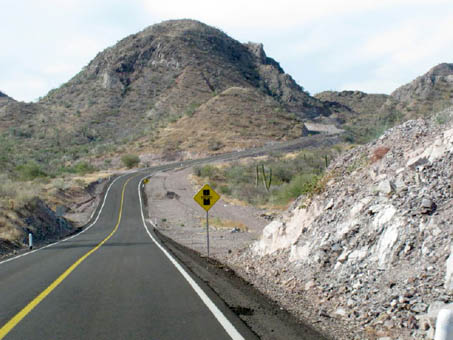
[427,62,453,77]
[41,19,329,130]
[390,62,453,117]
[139,19,217,37]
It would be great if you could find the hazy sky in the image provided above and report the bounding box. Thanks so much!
[1,0,453,102]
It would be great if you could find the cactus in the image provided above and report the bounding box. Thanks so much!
[256,164,272,192]
[261,164,272,192]
[256,164,259,187]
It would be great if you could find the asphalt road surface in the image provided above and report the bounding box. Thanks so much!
[0,171,259,340]
[0,135,340,340]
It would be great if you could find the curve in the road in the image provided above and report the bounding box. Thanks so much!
[0,175,135,339]
[0,171,255,340]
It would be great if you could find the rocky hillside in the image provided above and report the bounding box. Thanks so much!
[0,91,13,106]
[315,65,453,143]
[150,86,304,154]
[388,63,453,119]
[41,20,328,120]
[315,90,390,118]
[37,19,329,150]
[230,107,453,339]
[315,90,398,143]
[0,19,337,174]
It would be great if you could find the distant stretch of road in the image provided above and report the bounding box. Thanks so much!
[0,134,340,339]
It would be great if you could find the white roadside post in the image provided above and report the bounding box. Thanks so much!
[435,309,453,340]
[28,233,33,250]
[193,184,220,257]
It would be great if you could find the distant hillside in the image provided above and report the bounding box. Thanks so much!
[387,63,453,119]
[1,20,453,176]
[315,65,453,143]
[151,86,303,155]
[38,19,329,146]
[0,19,333,175]
[315,90,400,143]
[315,90,389,117]
[0,91,14,107]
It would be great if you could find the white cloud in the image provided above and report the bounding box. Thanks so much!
[141,0,450,30]
[2,0,453,101]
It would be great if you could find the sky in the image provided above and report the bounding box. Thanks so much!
[1,0,453,102]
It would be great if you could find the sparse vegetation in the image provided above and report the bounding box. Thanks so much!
[121,154,140,168]
[193,147,342,207]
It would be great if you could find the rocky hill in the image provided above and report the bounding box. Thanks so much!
[37,19,329,149]
[0,19,337,174]
[315,90,398,143]
[41,20,328,119]
[0,91,13,105]
[230,107,453,339]
[315,64,453,144]
[2,21,452,174]
[315,90,390,117]
[388,63,453,119]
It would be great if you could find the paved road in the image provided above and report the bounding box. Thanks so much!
[0,135,340,339]
[0,170,258,339]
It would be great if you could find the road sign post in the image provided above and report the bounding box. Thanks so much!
[206,211,209,257]
[193,184,220,257]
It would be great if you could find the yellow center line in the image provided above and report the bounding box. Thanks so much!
[0,175,136,339]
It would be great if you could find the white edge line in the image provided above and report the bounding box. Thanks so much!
[137,175,245,340]
[0,174,127,266]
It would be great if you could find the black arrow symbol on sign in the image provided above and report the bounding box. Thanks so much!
[202,189,211,205]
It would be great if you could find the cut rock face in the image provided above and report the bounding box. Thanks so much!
[446,245,453,292]
[242,109,453,339]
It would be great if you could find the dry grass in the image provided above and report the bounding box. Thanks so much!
[370,146,390,163]
[200,216,249,231]
[146,86,302,155]
[71,171,113,185]
[0,215,24,241]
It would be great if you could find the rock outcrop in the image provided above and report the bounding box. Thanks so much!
[231,106,453,339]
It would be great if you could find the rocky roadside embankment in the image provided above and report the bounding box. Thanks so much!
[0,175,111,258]
[227,107,453,339]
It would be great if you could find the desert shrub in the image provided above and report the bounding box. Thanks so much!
[193,165,217,178]
[224,164,248,184]
[121,154,140,168]
[73,161,96,174]
[192,147,341,207]
[275,174,320,203]
[272,163,293,183]
[208,140,224,151]
[16,162,48,181]
[219,185,232,195]
[185,102,200,117]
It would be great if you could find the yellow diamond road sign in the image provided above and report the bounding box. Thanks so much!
[193,184,220,212]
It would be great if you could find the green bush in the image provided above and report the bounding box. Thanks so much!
[193,165,217,178]
[16,162,48,181]
[219,185,231,195]
[121,154,140,168]
[73,162,96,174]
[275,174,320,203]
